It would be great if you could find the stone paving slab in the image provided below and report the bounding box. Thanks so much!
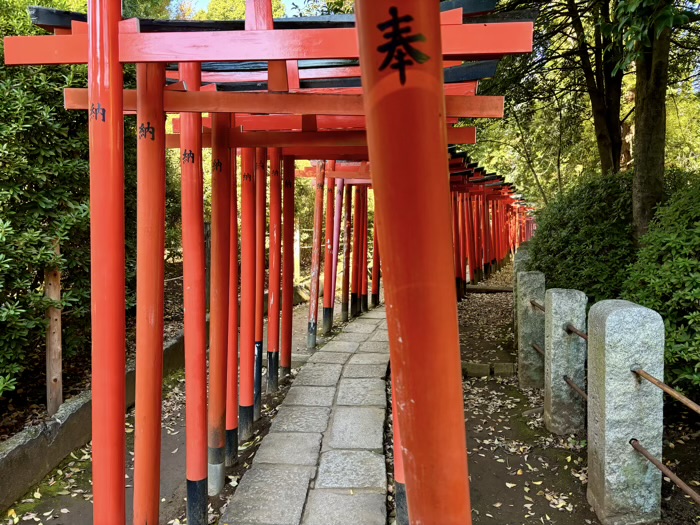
[343,322,377,334]
[333,331,371,343]
[284,386,336,407]
[328,406,385,450]
[318,341,359,353]
[342,364,387,378]
[368,329,389,342]
[223,309,389,525]
[294,363,343,386]
[301,490,386,525]
[357,341,390,354]
[220,465,314,525]
[350,317,382,325]
[348,353,390,366]
[336,378,386,407]
[377,320,388,330]
[316,450,386,491]
[307,352,352,365]
[270,406,330,433]
[358,310,386,319]
[254,432,322,466]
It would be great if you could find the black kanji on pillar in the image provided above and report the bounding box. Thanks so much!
[138,121,156,140]
[182,149,195,163]
[376,6,430,85]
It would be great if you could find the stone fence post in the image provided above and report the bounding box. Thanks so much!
[587,300,664,525]
[516,271,544,389]
[544,288,587,435]
[512,244,530,341]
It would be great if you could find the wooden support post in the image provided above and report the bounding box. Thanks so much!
[254,148,267,420]
[341,184,352,322]
[133,62,166,525]
[207,112,231,495]
[239,147,256,441]
[87,0,126,521]
[371,220,381,307]
[459,193,467,294]
[322,162,336,335]
[356,1,473,522]
[179,61,208,525]
[226,145,239,467]
[307,161,325,349]
[281,156,295,377]
[267,147,282,391]
[350,185,361,317]
[45,240,62,417]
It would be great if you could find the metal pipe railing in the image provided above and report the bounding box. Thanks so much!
[563,375,588,401]
[630,439,700,506]
[564,322,588,341]
[531,342,544,356]
[530,299,545,312]
[631,368,700,416]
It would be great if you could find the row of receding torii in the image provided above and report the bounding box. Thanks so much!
[4,1,534,524]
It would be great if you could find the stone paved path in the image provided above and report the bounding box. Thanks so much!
[220,308,390,525]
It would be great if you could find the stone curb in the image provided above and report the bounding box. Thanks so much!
[461,361,517,378]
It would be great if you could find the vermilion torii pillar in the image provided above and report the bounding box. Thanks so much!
[86,1,126,523]
[133,62,166,525]
[207,112,231,495]
[356,1,473,522]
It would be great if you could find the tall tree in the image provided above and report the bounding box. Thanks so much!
[614,0,699,238]
[206,0,285,20]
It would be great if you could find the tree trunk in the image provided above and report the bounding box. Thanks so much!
[633,26,671,239]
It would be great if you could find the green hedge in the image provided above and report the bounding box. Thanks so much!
[623,178,700,392]
[0,1,182,397]
[527,172,636,302]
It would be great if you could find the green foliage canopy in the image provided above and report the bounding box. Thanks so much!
[527,172,636,302]
[623,176,700,393]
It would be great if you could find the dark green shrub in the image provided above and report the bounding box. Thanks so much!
[623,177,700,392]
[527,171,636,302]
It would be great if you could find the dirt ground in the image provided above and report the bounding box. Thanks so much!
[460,258,700,525]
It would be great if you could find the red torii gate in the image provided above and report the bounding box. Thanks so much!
[4,2,533,524]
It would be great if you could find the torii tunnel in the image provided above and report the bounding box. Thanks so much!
[4,1,535,523]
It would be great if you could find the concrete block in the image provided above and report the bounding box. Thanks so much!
[294,363,343,387]
[587,300,664,525]
[321,341,360,353]
[357,341,389,354]
[517,271,545,388]
[352,317,382,326]
[544,288,588,435]
[348,353,390,366]
[463,362,491,377]
[316,450,386,491]
[343,364,388,379]
[270,406,330,433]
[334,331,371,343]
[284,386,336,407]
[368,329,389,342]
[254,432,321,466]
[328,406,385,450]
[308,352,352,365]
[219,465,313,525]
[302,490,386,525]
[493,362,516,376]
[336,378,386,407]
